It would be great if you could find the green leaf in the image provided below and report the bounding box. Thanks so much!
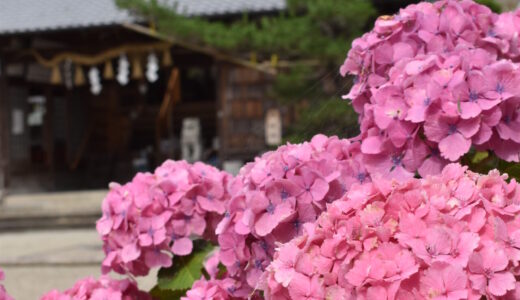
[157,240,214,291]
[497,159,514,171]
[472,151,489,164]
[150,286,187,300]
[463,149,500,175]
[216,263,227,279]
[504,164,520,182]
[475,0,502,13]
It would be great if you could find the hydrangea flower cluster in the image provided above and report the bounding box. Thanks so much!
[0,269,13,300]
[265,163,520,299]
[40,276,151,300]
[182,279,231,300]
[214,135,371,294]
[341,0,520,181]
[181,278,252,300]
[180,249,253,300]
[96,160,232,276]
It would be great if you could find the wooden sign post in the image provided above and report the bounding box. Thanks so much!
[265,109,282,146]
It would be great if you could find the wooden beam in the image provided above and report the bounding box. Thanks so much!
[0,58,9,199]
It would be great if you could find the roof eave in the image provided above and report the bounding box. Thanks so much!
[120,22,277,75]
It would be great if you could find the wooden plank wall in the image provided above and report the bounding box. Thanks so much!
[218,64,277,161]
[8,87,29,168]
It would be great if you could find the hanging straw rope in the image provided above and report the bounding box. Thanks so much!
[30,42,171,68]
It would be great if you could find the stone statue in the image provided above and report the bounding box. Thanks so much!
[181,118,202,162]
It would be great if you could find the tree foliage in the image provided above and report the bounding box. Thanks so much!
[118,0,375,60]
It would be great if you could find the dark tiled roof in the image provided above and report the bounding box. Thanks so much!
[0,0,286,34]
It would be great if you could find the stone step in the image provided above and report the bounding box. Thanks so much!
[0,190,105,231]
[0,213,100,232]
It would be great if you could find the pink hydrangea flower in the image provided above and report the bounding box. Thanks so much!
[287,273,325,300]
[40,275,151,300]
[213,135,371,294]
[182,279,230,300]
[468,244,516,296]
[341,0,520,177]
[183,251,257,300]
[0,269,13,300]
[97,160,232,276]
[420,263,468,300]
[181,277,254,300]
[424,114,480,161]
[265,163,520,299]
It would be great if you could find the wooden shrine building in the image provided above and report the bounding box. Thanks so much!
[0,0,287,194]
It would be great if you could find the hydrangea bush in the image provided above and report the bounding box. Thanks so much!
[265,164,520,299]
[16,0,520,299]
[96,160,232,276]
[341,0,520,180]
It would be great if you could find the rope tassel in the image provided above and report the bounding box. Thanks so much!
[103,60,114,80]
[50,65,62,85]
[74,65,85,86]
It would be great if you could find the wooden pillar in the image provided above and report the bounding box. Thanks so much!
[217,63,229,164]
[44,87,55,189]
[157,68,180,161]
[0,58,10,199]
[65,89,72,164]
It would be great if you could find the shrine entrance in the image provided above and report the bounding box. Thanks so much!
[0,21,278,195]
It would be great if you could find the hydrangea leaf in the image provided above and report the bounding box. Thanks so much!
[471,151,489,164]
[149,286,187,300]
[157,240,214,291]
[463,150,498,175]
[504,164,520,182]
